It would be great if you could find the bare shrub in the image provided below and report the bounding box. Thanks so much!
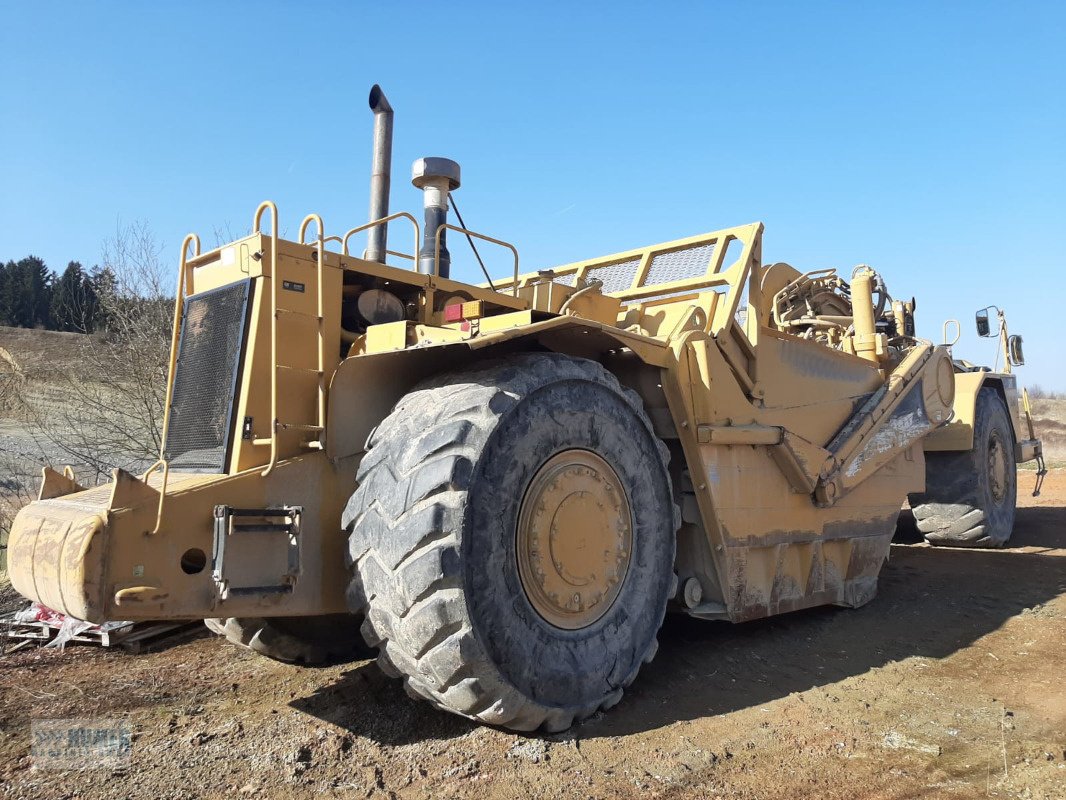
[0,449,38,576]
[26,220,171,484]
[0,346,25,414]
[1026,384,1066,401]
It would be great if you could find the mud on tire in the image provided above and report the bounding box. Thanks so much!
[910,388,1017,548]
[205,614,370,665]
[342,352,678,732]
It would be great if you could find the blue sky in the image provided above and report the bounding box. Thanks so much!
[1,2,1063,388]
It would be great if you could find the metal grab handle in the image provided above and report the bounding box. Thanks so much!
[253,201,278,235]
[159,233,202,464]
[152,231,204,535]
[141,459,170,535]
[297,216,328,446]
[298,213,324,244]
[433,224,519,297]
[341,212,420,266]
[253,202,281,477]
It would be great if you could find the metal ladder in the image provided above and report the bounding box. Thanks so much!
[252,203,328,476]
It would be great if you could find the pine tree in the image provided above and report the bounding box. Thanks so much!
[89,265,117,331]
[0,261,12,326]
[25,256,53,328]
[5,260,32,327]
[80,265,100,332]
[5,256,53,328]
[51,261,88,332]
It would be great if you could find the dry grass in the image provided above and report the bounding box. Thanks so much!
[1029,397,1066,466]
[0,327,100,579]
[0,327,94,380]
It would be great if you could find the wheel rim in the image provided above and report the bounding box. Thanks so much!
[987,430,1010,504]
[516,449,633,630]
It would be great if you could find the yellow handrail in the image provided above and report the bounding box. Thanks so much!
[433,224,519,297]
[341,212,420,267]
[298,213,324,245]
[253,201,281,476]
[298,214,328,441]
[159,233,201,460]
[142,459,170,535]
[149,232,202,535]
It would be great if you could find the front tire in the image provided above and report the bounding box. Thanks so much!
[204,614,369,665]
[342,353,677,732]
[910,388,1017,547]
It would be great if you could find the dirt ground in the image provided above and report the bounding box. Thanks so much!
[0,472,1062,800]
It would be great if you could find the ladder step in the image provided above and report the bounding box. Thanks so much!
[278,423,324,432]
[277,364,323,373]
[276,308,322,320]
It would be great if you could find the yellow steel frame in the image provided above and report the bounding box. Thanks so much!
[490,223,761,333]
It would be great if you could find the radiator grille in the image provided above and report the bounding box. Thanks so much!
[164,279,252,472]
[585,257,642,293]
[644,242,717,285]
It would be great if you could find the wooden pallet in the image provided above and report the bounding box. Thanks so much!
[0,612,199,654]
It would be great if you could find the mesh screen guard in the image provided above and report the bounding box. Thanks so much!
[163,279,252,472]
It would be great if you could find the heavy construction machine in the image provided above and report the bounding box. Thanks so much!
[7,86,1044,732]
[911,306,1045,544]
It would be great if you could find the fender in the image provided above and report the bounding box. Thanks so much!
[923,370,1021,453]
[325,315,671,461]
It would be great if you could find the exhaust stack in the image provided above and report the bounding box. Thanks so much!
[412,157,461,278]
[366,84,393,264]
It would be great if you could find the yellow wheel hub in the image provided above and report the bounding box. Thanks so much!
[516,450,633,630]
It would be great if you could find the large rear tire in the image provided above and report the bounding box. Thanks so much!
[910,388,1017,547]
[342,352,678,732]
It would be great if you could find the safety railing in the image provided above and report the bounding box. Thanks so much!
[159,232,202,461]
[434,224,519,297]
[341,212,420,266]
[251,201,281,475]
[146,232,202,533]
[297,213,328,458]
[486,223,761,333]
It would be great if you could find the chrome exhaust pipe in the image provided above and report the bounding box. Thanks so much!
[366,84,393,263]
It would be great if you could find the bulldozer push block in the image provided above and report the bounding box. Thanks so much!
[7,85,1043,732]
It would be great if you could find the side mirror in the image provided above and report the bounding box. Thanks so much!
[975,308,991,337]
[1008,334,1025,366]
